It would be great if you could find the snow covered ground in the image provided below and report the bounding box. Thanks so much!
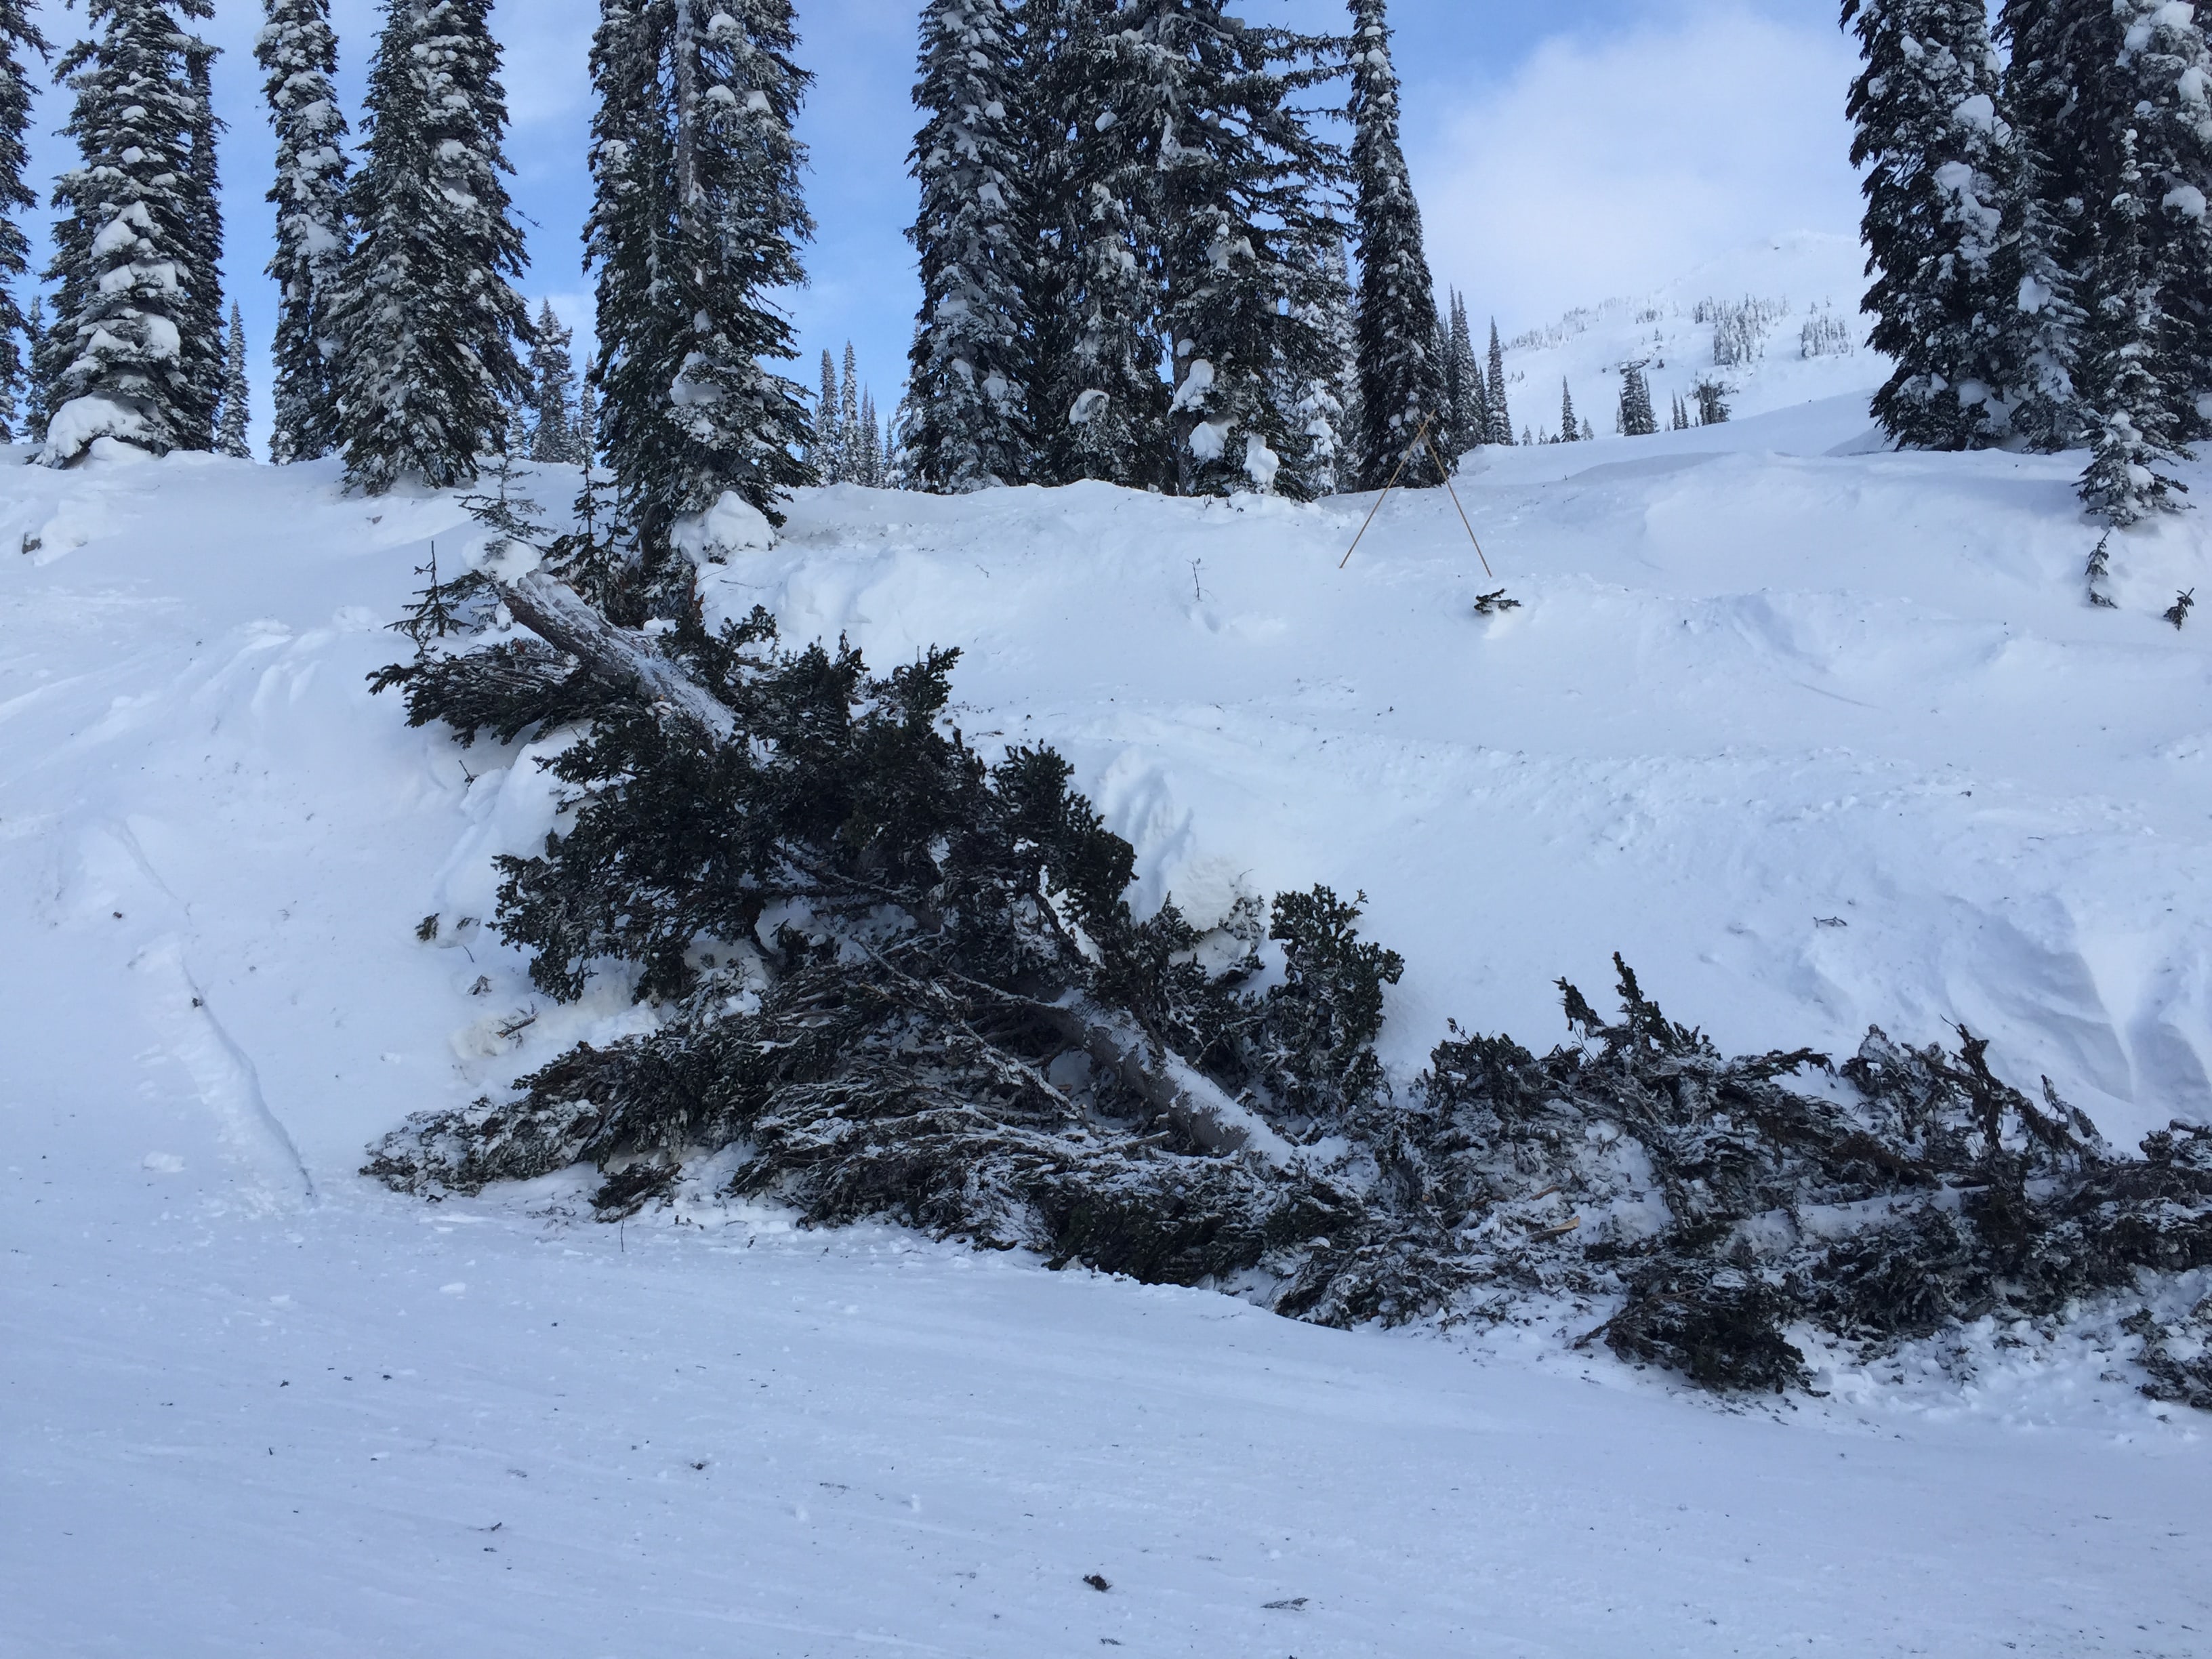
[6,395,2212,1654]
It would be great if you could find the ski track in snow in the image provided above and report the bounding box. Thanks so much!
[1,398,2209,1653]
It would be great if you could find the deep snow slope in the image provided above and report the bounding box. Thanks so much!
[4,416,2211,1657]
[1496,232,1877,437]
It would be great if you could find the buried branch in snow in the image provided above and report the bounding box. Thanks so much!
[365,549,2212,1404]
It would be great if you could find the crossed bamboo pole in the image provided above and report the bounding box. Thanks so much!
[1338,412,1494,578]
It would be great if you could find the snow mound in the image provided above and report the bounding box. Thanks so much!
[672,487,776,560]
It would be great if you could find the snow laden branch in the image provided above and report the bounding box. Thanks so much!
[368,541,2212,1408]
[485,564,1287,1165]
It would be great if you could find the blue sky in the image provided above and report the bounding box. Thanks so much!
[17,0,1863,442]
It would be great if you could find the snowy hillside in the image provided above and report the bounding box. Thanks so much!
[1496,232,1881,436]
[6,406,2212,1654]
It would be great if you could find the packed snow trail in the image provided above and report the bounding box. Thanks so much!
[1,415,2209,1655]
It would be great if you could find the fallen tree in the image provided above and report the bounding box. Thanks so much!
[366,530,2212,1405]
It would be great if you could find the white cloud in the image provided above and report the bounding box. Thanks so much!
[1411,7,1863,331]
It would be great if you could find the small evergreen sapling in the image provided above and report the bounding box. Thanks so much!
[2165,588,2194,630]
[2085,531,2118,609]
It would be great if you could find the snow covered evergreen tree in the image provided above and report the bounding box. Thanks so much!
[1347,0,1445,488]
[1484,319,1512,445]
[838,341,860,482]
[855,386,881,486]
[1618,362,1656,436]
[1029,0,1164,490]
[574,375,596,465]
[586,0,815,545]
[812,348,842,479]
[2078,127,2188,523]
[21,292,44,438]
[526,300,579,465]
[1443,290,1484,454]
[0,1,43,444]
[1843,0,2010,450]
[1273,231,1355,496]
[330,0,530,493]
[258,0,352,464]
[905,0,1031,491]
[215,302,250,457]
[41,0,224,464]
[1994,0,2212,499]
[1088,1,1341,496]
[1558,377,1578,443]
[2104,0,2212,443]
[179,32,223,449]
[1994,0,2099,451]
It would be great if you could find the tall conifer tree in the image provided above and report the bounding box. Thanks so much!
[258,0,352,464]
[2078,132,2188,521]
[813,347,842,479]
[1347,0,1445,487]
[216,301,250,457]
[838,341,860,481]
[0,1,44,444]
[855,386,880,486]
[42,0,221,463]
[179,35,223,448]
[587,0,814,541]
[1995,0,2097,451]
[1484,319,1512,445]
[526,299,579,464]
[1088,0,1339,496]
[2105,0,2212,443]
[906,0,1031,491]
[1843,0,2009,449]
[1444,290,1484,455]
[22,292,44,438]
[1618,363,1656,436]
[1032,0,1162,489]
[330,0,529,492]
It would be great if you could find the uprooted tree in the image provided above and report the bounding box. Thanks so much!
[366,504,2212,1407]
